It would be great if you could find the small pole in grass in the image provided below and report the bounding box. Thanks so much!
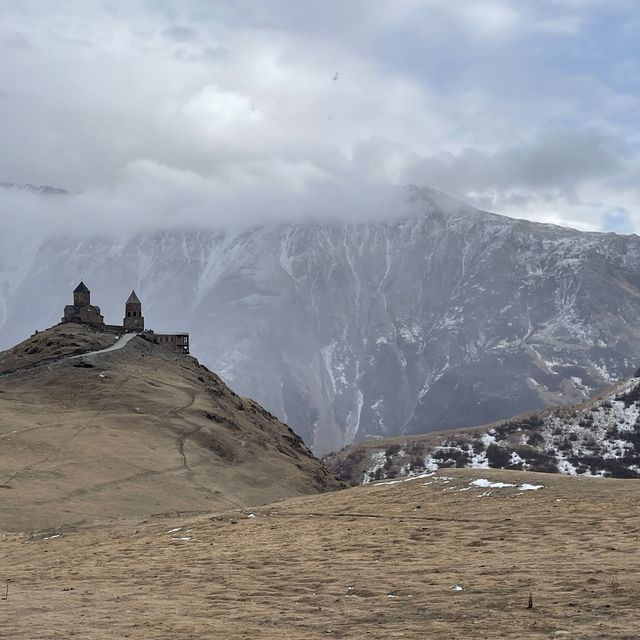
[528,592,533,609]
[2,580,9,601]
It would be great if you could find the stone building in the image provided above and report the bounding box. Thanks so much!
[60,282,189,354]
[145,332,190,354]
[61,282,105,327]
[123,290,144,332]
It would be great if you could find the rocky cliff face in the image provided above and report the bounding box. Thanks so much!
[3,187,640,453]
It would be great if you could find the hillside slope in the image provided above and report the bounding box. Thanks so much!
[0,324,341,531]
[326,372,640,485]
[5,188,640,453]
[2,468,639,639]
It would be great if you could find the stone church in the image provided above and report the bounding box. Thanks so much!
[62,282,105,326]
[61,281,189,354]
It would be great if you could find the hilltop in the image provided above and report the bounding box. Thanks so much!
[1,467,639,639]
[0,323,115,374]
[0,324,341,531]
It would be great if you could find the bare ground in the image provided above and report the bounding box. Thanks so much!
[1,468,638,639]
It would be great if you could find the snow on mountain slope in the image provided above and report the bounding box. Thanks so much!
[3,186,640,453]
[326,373,640,483]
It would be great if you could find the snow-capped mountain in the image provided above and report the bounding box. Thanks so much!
[326,371,640,482]
[3,186,640,453]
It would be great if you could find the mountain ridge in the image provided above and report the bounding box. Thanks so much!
[3,187,640,453]
[325,368,640,484]
[0,180,68,195]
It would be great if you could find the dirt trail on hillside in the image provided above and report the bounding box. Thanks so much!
[1,468,639,639]
[69,332,137,358]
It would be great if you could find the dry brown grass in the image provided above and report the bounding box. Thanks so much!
[0,324,115,375]
[0,325,340,532]
[1,468,639,639]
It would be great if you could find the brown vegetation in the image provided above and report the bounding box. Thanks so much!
[0,324,341,531]
[1,468,639,639]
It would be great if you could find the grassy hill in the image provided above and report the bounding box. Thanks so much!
[0,324,341,531]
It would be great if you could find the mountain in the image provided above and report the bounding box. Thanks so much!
[3,186,640,454]
[0,180,68,195]
[0,323,341,531]
[325,371,640,484]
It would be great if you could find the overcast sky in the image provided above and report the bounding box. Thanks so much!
[2,0,640,234]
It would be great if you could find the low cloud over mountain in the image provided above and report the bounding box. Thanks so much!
[2,1,640,235]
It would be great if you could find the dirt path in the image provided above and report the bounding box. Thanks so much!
[70,332,137,358]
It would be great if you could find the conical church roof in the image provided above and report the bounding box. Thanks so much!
[126,290,141,304]
[74,281,90,294]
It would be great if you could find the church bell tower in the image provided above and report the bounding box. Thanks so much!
[123,290,144,332]
[73,281,91,307]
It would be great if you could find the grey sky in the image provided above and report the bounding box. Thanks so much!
[1,0,640,234]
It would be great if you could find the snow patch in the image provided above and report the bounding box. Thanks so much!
[362,450,387,484]
[470,478,543,491]
[470,478,515,489]
[519,483,544,491]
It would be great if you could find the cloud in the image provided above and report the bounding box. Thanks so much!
[0,1,639,236]
[0,159,416,240]
[0,28,31,49]
[162,26,197,42]
[458,1,522,36]
[402,130,638,230]
[409,131,621,194]
[174,45,228,62]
